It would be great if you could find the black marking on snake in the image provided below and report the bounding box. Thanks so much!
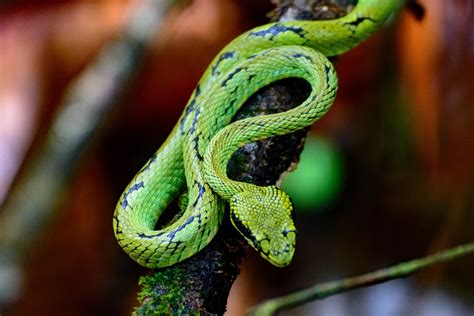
[165,230,176,241]
[247,50,270,61]
[166,240,184,257]
[230,211,253,242]
[249,23,306,41]
[324,64,332,84]
[197,229,206,251]
[247,74,256,83]
[292,53,313,62]
[167,215,195,241]
[165,239,182,250]
[224,99,237,116]
[282,228,296,237]
[137,231,164,239]
[189,108,201,134]
[122,241,133,249]
[180,85,201,133]
[196,181,206,199]
[201,226,211,243]
[221,67,248,87]
[191,182,206,207]
[344,16,376,28]
[121,181,144,209]
[195,220,206,250]
[192,135,204,161]
[139,152,158,173]
[257,237,271,256]
[134,247,149,259]
[127,243,141,254]
[177,244,187,262]
[211,51,235,76]
[147,152,158,169]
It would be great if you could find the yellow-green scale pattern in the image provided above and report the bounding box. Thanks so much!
[113,0,404,268]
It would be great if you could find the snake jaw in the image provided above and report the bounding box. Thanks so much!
[229,186,297,267]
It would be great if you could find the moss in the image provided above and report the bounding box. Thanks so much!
[135,268,196,315]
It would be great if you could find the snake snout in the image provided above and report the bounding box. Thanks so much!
[260,230,296,267]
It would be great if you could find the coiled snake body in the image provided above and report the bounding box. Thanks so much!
[114,0,403,268]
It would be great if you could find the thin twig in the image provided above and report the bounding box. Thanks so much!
[248,242,474,315]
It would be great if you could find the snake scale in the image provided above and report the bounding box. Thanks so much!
[113,0,403,268]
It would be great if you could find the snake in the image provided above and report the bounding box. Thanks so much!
[113,0,403,268]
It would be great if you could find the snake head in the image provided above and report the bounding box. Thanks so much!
[229,186,296,267]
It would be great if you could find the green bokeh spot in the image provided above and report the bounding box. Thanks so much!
[282,135,343,213]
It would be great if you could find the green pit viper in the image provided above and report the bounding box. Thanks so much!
[113,0,404,268]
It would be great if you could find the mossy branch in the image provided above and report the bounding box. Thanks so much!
[135,0,427,314]
[135,1,354,315]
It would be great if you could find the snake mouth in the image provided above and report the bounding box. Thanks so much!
[229,210,253,240]
[258,238,295,267]
[229,210,263,251]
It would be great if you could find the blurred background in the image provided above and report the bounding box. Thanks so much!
[0,0,473,315]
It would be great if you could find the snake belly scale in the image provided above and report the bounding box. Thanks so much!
[113,0,403,268]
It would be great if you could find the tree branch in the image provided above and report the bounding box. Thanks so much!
[135,1,354,315]
[248,242,474,315]
[136,1,431,314]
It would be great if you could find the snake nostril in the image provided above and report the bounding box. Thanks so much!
[282,229,291,237]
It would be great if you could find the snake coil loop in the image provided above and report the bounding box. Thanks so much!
[113,0,403,268]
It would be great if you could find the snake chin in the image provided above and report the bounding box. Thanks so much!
[229,186,297,267]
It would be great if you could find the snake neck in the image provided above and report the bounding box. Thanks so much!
[203,142,251,201]
[202,47,338,202]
